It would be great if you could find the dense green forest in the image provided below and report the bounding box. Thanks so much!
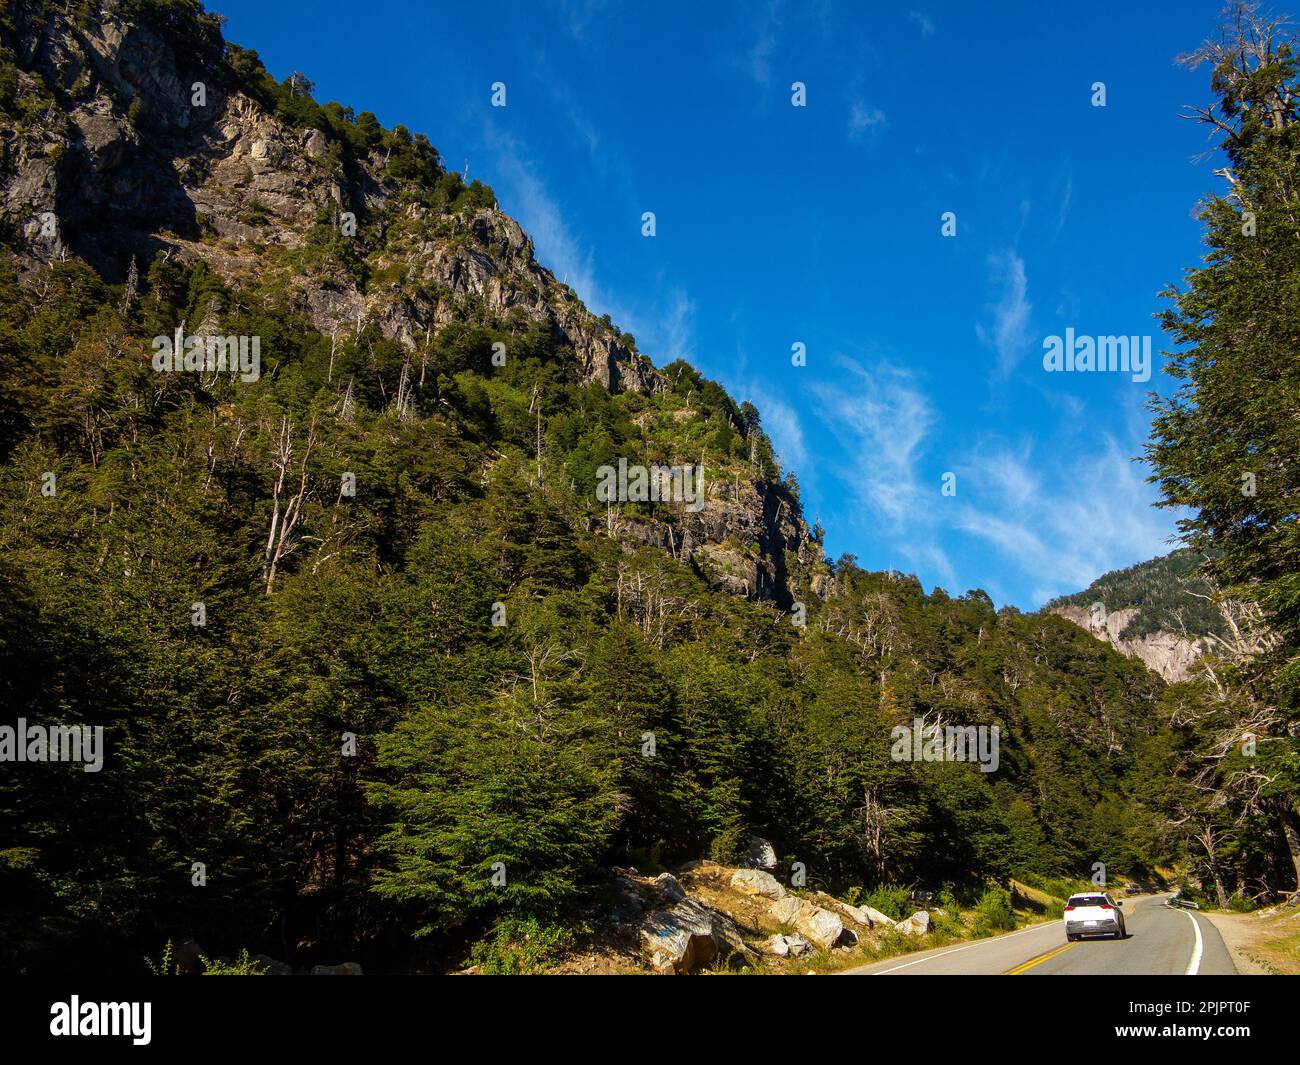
[0,0,1296,974]
[1143,7,1300,910]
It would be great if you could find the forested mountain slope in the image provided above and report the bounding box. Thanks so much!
[0,0,1289,974]
[1045,549,1225,681]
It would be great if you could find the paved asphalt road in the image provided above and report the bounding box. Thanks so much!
[845,894,1237,975]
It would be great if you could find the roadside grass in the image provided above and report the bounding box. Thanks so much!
[1014,873,1091,905]
[780,923,969,975]
[801,875,1086,973]
[1252,916,1300,974]
[1219,906,1300,975]
[782,886,1035,973]
[1010,877,1082,924]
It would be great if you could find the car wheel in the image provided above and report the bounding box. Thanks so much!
[1067,934,1077,942]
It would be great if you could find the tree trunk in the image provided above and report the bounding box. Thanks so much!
[1276,798,1300,894]
[1212,866,1230,910]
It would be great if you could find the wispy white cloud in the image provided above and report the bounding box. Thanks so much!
[1052,174,1073,240]
[484,126,602,306]
[976,251,1033,378]
[809,356,934,527]
[908,10,935,37]
[482,126,703,388]
[741,0,783,85]
[635,288,695,368]
[792,352,1174,606]
[903,541,959,591]
[744,381,809,475]
[848,100,887,141]
[804,356,956,587]
[954,437,1175,605]
[553,0,608,40]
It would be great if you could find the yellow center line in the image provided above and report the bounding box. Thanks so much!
[1004,941,1078,975]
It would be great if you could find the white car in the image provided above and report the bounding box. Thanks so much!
[1064,892,1126,941]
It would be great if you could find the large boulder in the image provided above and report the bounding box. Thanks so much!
[896,911,932,936]
[310,962,363,975]
[730,868,786,899]
[765,934,812,958]
[798,907,844,951]
[639,897,751,974]
[770,895,805,926]
[744,835,779,872]
[768,895,844,951]
[856,904,897,929]
[808,891,888,931]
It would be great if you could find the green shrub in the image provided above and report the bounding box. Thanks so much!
[145,941,267,975]
[709,824,748,865]
[937,881,984,909]
[144,941,180,976]
[199,949,266,975]
[1174,880,1210,907]
[469,918,574,975]
[1225,893,1257,913]
[862,885,911,920]
[972,886,1016,936]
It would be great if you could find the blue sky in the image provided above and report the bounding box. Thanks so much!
[211,0,1229,608]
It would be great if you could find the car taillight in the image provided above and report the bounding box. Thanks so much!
[1064,905,1074,911]
[1099,903,1112,910]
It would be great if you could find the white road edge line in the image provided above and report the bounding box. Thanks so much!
[1178,906,1203,976]
[867,921,1057,975]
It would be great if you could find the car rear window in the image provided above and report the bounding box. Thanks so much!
[1069,896,1108,907]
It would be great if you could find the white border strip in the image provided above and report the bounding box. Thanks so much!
[1179,907,1203,975]
[867,922,1055,975]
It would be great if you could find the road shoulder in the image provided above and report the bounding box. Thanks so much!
[1201,907,1300,975]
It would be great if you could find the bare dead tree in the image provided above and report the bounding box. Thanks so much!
[1178,1,1300,214]
[262,414,318,594]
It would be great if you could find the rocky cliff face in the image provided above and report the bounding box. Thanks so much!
[614,473,817,604]
[1,0,816,604]
[1050,605,1209,682]
[3,1,661,393]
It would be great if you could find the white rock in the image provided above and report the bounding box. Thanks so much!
[653,872,686,902]
[639,898,718,974]
[730,868,786,899]
[797,907,844,951]
[639,898,753,974]
[764,933,812,958]
[857,904,898,929]
[770,895,806,925]
[765,934,791,957]
[787,934,812,956]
